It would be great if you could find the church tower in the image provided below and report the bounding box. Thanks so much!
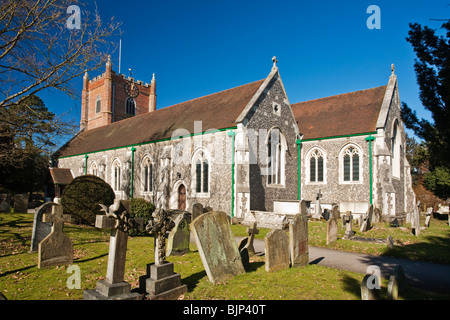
[80,56,156,131]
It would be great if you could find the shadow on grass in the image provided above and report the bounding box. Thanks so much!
[0,264,36,279]
[340,274,361,300]
[183,270,207,292]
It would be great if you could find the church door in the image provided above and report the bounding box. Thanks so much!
[178,184,186,210]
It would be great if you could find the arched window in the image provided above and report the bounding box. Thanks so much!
[95,95,101,113]
[142,156,154,193]
[192,149,210,195]
[267,128,286,185]
[341,145,361,183]
[90,162,98,177]
[112,160,121,192]
[309,148,324,183]
[126,97,136,115]
[392,120,401,178]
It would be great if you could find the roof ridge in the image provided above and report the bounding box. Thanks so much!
[292,85,387,106]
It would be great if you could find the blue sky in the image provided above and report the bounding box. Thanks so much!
[41,0,448,139]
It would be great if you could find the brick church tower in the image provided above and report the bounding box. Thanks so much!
[80,56,156,131]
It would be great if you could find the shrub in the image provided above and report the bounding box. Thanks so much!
[61,175,115,225]
[128,198,155,236]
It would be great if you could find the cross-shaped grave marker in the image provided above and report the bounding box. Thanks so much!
[83,200,142,300]
[38,203,72,268]
[312,189,323,219]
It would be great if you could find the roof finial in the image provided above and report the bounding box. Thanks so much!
[391,63,395,75]
[272,56,278,69]
[152,73,155,81]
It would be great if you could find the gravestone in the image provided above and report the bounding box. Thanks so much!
[425,207,432,228]
[203,206,213,213]
[326,213,338,245]
[331,204,340,220]
[289,214,309,267]
[141,208,187,299]
[373,207,381,223]
[192,203,204,221]
[243,211,288,230]
[238,222,259,256]
[387,235,394,249]
[342,211,354,239]
[192,211,245,284]
[84,200,142,300]
[13,193,28,213]
[388,265,406,300]
[265,229,290,272]
[360,274,381,300]
[360,204,373,233]
[312,190,323,219]
[0,194,11,213]
[166,214,190,256]
[412,201,421,236]
[38,203,72,268]
[30,202,53,253]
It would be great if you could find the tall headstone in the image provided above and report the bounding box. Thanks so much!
[361,274,381,300]
[425,207,432,228]
[38,203,72,268]
[312,190,323,219]
[289,214,309,267]
[360,204,373,232]
[265,229,290,272]
[192,203,204,221]
[326,213,338,245]
[166,214,190,256]
[412,201,421,236]
[142,208,187,300]
[192,211,245,284]
[84,200,142,300]
[13,193,28,213]
[342,211,354,239]
[30,202,53,253]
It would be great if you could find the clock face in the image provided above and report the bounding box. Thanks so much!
[124,81,139,98]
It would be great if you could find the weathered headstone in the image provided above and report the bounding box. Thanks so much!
[326,214,338,245]
[192,203,204,221]
[342,211,354,239]
[141,208,187,299]
[84,200,142,300]
[360,274,381,300]
[360,204,374,232]
[289,214,309,267]
[192,211,245,284]
[412,201,421,236]
[243,211,288,230]
[373,207,381,223]
[425,207,432,228]
[387,235,394,250]
[331,204,340,220]
[388,265,406,300]
[265,229,290,272]
[238,222,259,256]
[166,214,190,256]
[38,204,72,268]
[30,202,53,253]
[312,189,323,219]
[0,194,11,213]
[13,193,28,213]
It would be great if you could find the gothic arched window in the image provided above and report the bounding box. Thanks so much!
[341,145,361,182]
[267,128,286,186]
[192,149,210,195]
[309,148,324,183]
[112,159,121,192]
[95,95,101,113]
[142,156,154,193]
[126,97,136,115]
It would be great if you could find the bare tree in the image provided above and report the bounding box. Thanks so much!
[0,0,121,109]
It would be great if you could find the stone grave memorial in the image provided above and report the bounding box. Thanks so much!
[192,202,204,221]
[30,202,54,253]
[342,211,354,239]
[326,207,338,245]
[166,214,190,256]
[242,211,288,230]
[311,189,323,219]
[411,201,421,236]
[265,229,290,272]
[289,213,309,267]
[84,200,142,300]
[140,208,187,300]
[425,207,432,228]
[238,222,259,256]
[192,211,245,284]
[38,203,73,268]
[13,193,29,213]
[360,274,381,300]
[0,193,11,213]
[360,204,374,232]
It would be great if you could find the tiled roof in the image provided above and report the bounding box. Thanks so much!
[58,79,265,157]
[49,168,73,185]
[291,86,387,140]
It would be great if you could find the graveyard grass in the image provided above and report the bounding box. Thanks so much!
[1,213,450,300]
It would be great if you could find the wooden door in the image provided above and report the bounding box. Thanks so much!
[178,184,186,210]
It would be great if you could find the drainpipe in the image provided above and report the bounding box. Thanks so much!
[228,131,237,218]
[84,154,89,175]
[365,134,375,204]
[296,139,302,200]
[130,146,136,199]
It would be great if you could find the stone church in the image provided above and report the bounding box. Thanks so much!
[53,56,415,221]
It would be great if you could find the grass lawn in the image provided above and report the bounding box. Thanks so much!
[1,212,449,300]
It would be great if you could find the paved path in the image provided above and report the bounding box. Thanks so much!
[237,237,450,295]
